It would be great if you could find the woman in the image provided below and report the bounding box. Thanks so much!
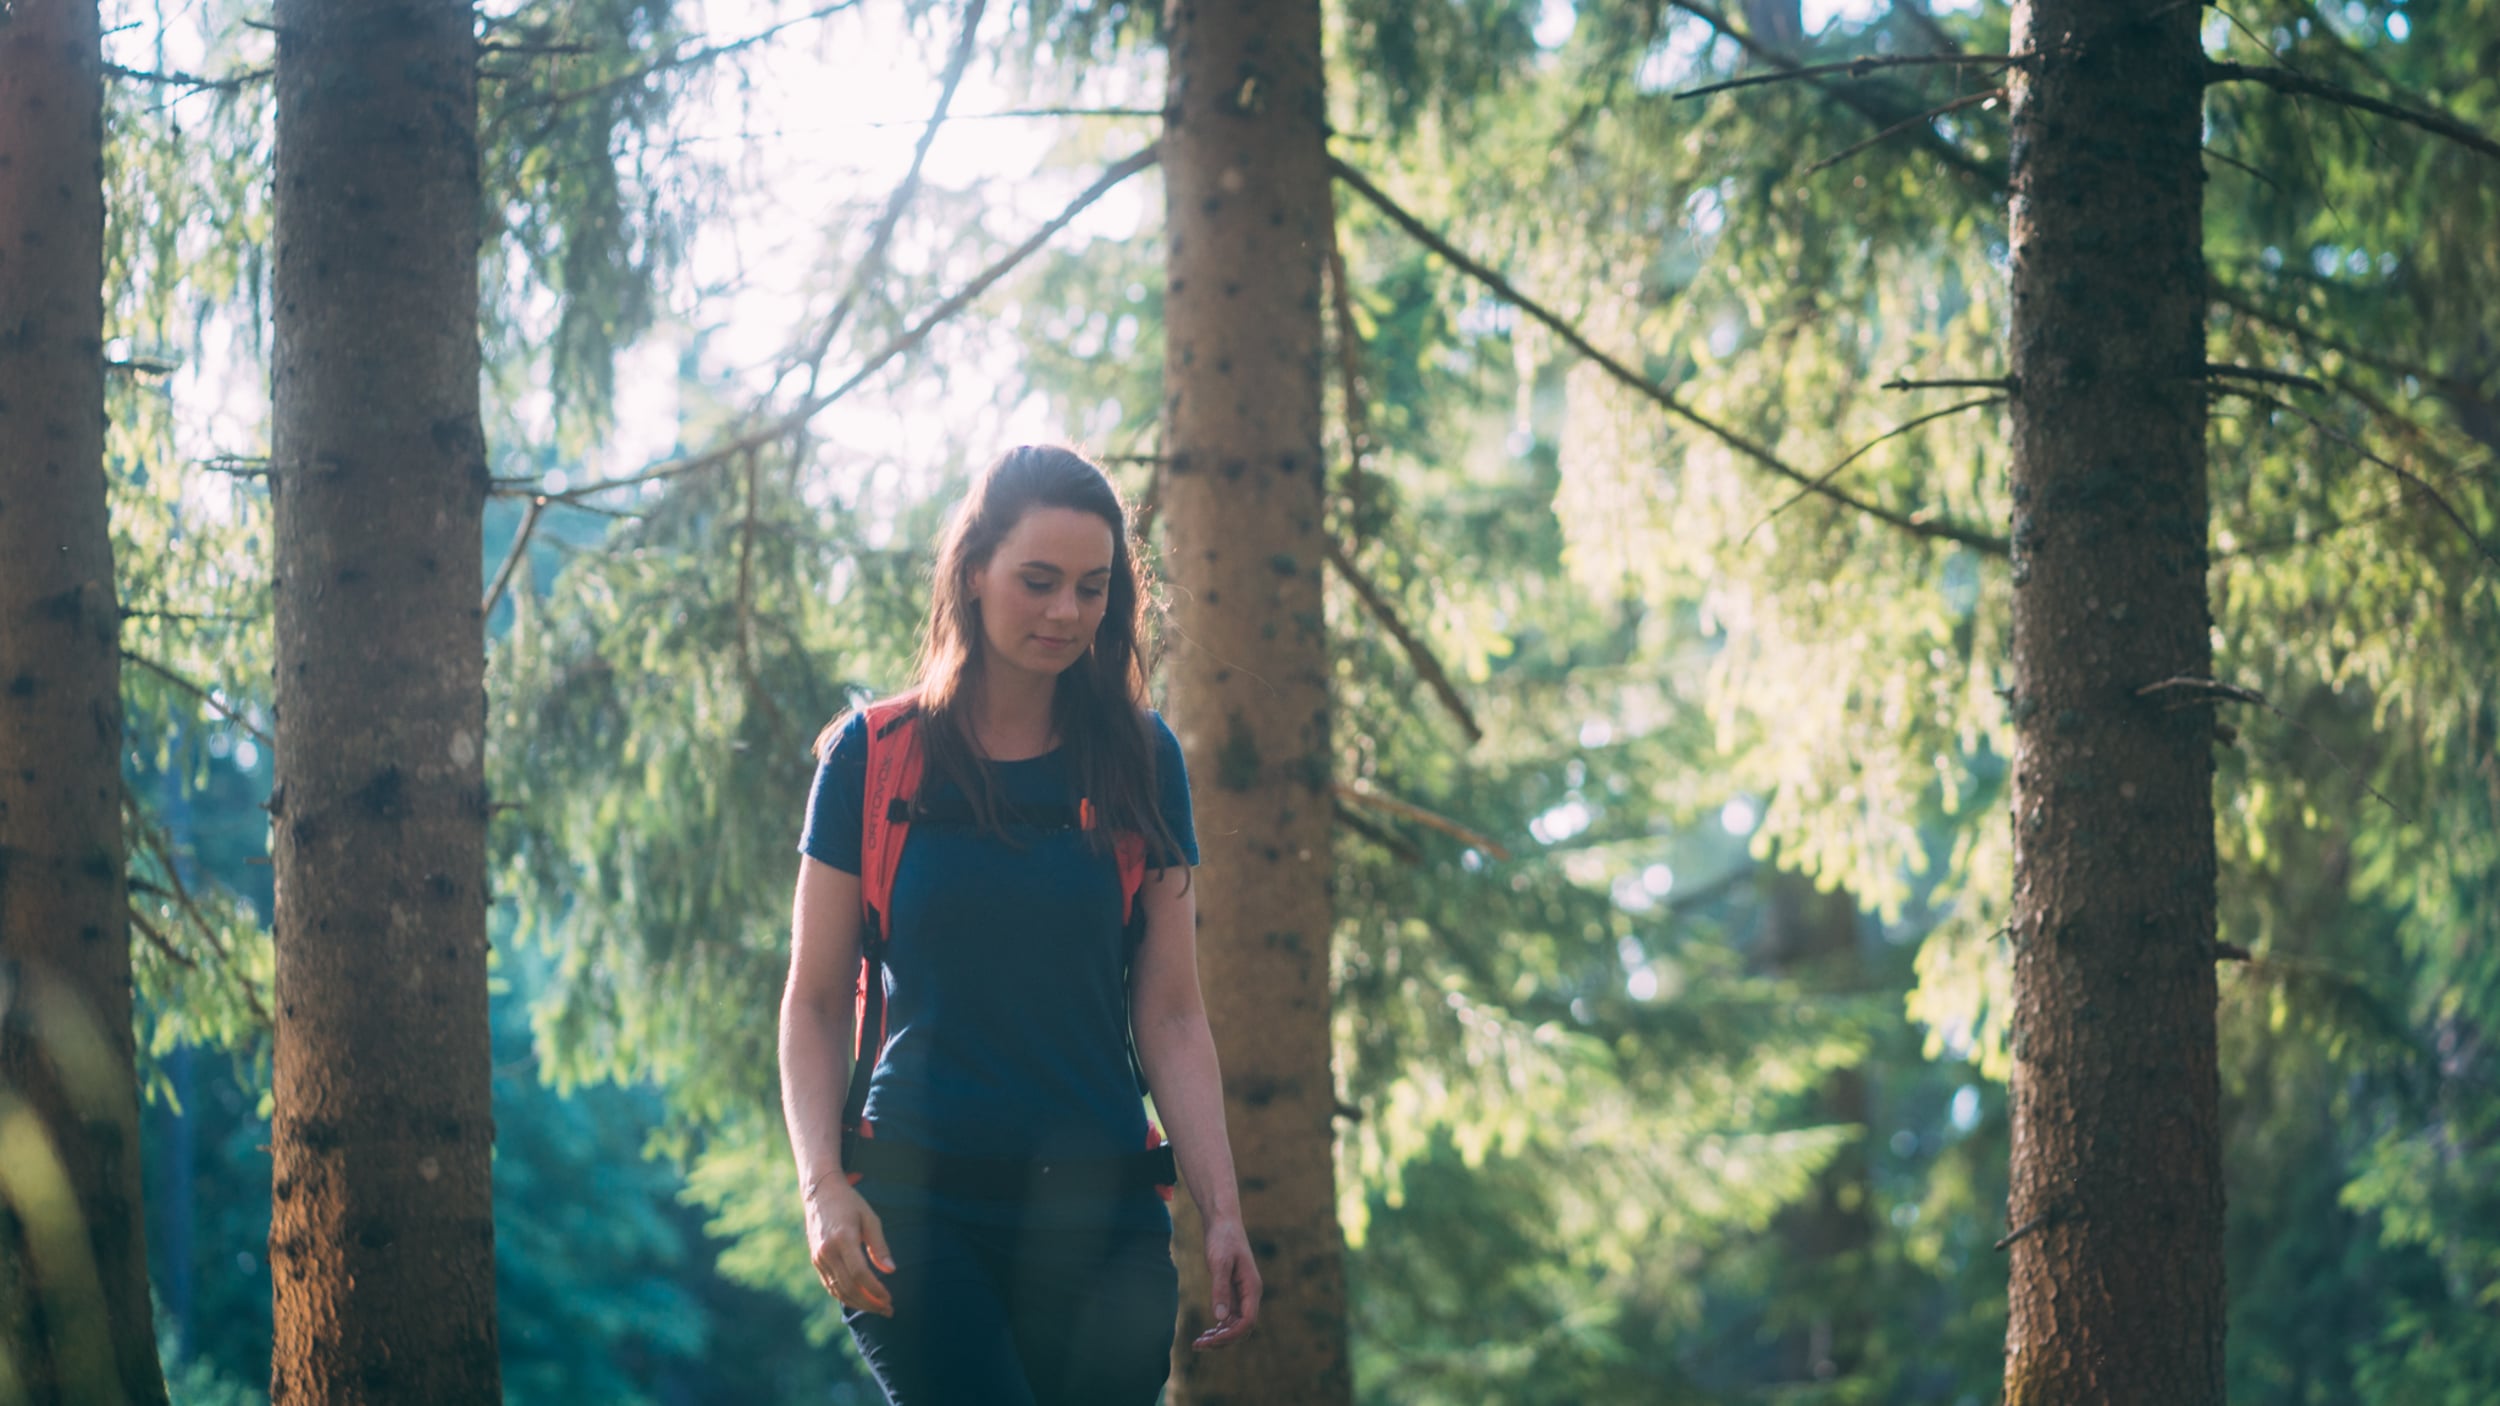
[779,444,1261,1405]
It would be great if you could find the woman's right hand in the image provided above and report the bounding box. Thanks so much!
[805,1177,896,1317]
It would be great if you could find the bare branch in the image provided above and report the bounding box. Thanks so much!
[869,106,1164,125]
[482,496,547,618]
[2208,60,2500,165]
[1333,782,1513,861]
[2139,669,2409,817]
[1800,87,2003,179]
[1666,1,2001,185]
[491,0,863,127]
[122,651,272,749]
[1677,51,2024,101]
[1332,156,2009,555]
[790,0,989,398]
[2204,362,2327,395]
[2218,386,2500,571]
[1323,181,1379,547]
[1745,396,2005,545]
[532,144,1161,507]
[104,60,269,92]
[1885,375,2016,392]
[1333,800,1425,866]
[1323,537,1482,745]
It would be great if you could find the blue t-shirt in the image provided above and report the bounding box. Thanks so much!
[798,708,1198,1229]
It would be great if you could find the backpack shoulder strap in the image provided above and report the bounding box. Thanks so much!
[858,694,925,939]
[846,694,924,1135]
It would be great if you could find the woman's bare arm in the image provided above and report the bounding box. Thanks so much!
[781,856,893,1315]
[1130,864,1262,1347]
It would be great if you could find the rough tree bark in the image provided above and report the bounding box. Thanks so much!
[0,1,168,1400]
[1159,0,1351,1396]
[2001,0,2224,1399]
[265,0,499,1400]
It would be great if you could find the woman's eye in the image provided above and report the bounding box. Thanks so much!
[1022,578,1054,594]
[1078,586,1106,602]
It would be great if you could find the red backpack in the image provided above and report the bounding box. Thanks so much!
[839,694,1174,1192]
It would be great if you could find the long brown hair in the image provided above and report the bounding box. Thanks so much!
[817,444,1182,865]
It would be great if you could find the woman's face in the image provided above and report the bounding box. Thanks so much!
[969,505,1116,682]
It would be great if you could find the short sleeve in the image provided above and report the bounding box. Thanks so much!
[798,712,869,874]
[1148,710,1199,868]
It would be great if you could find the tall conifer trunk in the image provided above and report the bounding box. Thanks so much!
[0,2,168,1399]
[2001,0,2223,1398]
[266,0,498,1399]
[1159,0,1350,1395]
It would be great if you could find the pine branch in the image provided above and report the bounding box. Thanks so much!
[1675,51,2025,101]
[2207,61,2500,165]
[1322,537,1483,745]
[532,143,1160,508]
[1332,782,1512,861]
[1331,156,2009,555]
[789,0,989,399]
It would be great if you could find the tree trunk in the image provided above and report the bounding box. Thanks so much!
[266,0,498,1400]
[0,1,169,1400]
[2001,0,2223,1399]
[1752,871,1872,1387]
[1159,0,1350,1396]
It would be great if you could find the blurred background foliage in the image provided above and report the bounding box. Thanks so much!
[87,0,2496,1398]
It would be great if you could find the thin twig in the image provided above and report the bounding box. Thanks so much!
[1799,87,2003,178]
[487,0,862,132]
[2218,386,2500,571]
[2138,675,2268,707]
[1333,801,1425,867]
[122,652,272,749]
[482,496,547,617]
[1323,182,1377,547]
[1333,782,1513,861]
[868,106,1163,126]
[1676,51,2025,101]
[2204,362,2328,394]
[1668,0,1999,185]
[1884,375,2016,392]
[128,808,274,1030]
[2207,61,2500,165]
[131,911,200,971]
[792,0,989,399]
[540,144,1161,509]
[732,448,788,738]
[2201,144,2283,192]
[1996,1208,2065,1252]
[1322,537,1483,745]
[1332,156,2009,555]
[1744,396,2005,545]
[2138,672,2408,816]
[103,61,269,92]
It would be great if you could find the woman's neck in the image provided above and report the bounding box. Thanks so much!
[966,667,1058,760]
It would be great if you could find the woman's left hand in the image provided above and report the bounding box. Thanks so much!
[1191,1217,1262,1349]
